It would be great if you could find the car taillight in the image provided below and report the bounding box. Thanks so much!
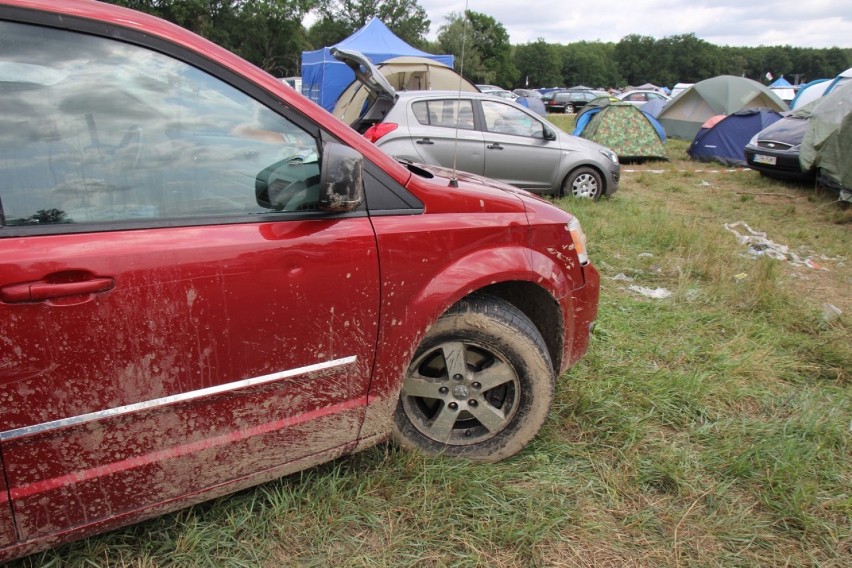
[363,123,398,143]
[567,217,589,265]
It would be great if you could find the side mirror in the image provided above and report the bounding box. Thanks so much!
[543,127,557,141]
[319,142,364,212]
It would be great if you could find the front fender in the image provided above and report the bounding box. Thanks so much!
[358,242,579,441]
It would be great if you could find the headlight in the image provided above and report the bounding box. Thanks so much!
[600,149,619,164]
[747,133,759,146]
[567,217,589,265]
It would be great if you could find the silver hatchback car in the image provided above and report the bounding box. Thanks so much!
[332,49,620,200]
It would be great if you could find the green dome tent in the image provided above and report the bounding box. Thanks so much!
[572,98,667,160]
[658,75,788,139]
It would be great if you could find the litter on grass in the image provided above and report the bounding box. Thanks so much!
[823,303,842,323]
[723,221,827,269]
[628,285,672,299]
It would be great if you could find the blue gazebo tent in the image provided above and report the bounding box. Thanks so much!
[301,18,454,111]
[769,76,795,103]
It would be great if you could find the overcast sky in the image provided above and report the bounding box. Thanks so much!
[417,0,852,48]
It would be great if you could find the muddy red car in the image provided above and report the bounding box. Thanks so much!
[0,0,599,561]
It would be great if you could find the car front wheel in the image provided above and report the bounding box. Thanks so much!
[562,166,603,200]
[563,104,575,114]
[392,295,555,463]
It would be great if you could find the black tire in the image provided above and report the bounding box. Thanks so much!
[561,166,603,200]
[392,294,554,463]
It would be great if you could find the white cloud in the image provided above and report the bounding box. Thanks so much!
[418,0,852,47]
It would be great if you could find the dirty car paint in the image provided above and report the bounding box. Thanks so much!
[0,0,599,561]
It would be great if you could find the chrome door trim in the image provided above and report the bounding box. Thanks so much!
[0,356,357,442]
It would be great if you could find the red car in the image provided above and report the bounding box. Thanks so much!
[0,0,599,561]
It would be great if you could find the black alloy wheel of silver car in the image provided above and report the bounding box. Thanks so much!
[392,294,555,463]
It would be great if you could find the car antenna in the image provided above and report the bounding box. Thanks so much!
[449,1,470,188]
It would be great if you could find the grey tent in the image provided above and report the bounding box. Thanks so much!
[800,82,852,194]
[658,75,788,139]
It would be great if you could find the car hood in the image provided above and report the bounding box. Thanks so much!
[755,115,810,146]
[554,127,613,154]
[396,158,544,200]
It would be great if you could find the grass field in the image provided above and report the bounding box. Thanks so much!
[12,119,851,568]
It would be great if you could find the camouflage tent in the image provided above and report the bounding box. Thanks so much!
[573,98,667,160]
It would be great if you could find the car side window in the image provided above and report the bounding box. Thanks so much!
[411,100,475,130]
[481,101,545,138]
[0,21,321,229]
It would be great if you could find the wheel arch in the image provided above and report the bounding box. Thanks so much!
[560,163,607,198]
[412,245,578,378]
[358,245,576,443]
[462,282,565,375]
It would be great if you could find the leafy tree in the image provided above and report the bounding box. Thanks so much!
[309,0,430,48]
[662,34,722,84]
[102,1,315,74]
[235,1,314,76]
[748,45,795,83]
[103,1,240,45]
[513,39,562,88]
[463,11,518,87]
[437,11,517,88]
[823,48,850,77]
[614,35,658,86]
[559,42,620,88]
[436,12,482,81]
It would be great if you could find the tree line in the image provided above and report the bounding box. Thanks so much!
[104,1,851,89]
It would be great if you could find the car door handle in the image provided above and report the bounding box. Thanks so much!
[487,143,504,150]
[0,277,115,303]
[416,138,434,145]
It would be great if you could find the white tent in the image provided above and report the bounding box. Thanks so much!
[791,79,830,109]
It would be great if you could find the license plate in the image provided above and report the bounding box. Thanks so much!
[753,154,777,165]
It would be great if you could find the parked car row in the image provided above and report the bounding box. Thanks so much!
[0,1,601,562]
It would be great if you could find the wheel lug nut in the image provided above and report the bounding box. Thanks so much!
[453,374,463,381]
[468,399,478,407]
[472,382,481,389]
[448,402,458,411]
[439,386,449,394]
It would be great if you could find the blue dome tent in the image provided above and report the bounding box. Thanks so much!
[301,18,454,111]
[688,108,783,166]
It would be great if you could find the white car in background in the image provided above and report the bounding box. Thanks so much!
[616,90,671,108]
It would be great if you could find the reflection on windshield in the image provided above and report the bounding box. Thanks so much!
[0,21,320,226]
